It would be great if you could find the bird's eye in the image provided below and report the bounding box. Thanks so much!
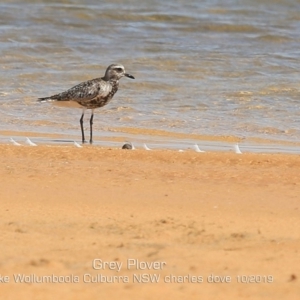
[115,67,123,72]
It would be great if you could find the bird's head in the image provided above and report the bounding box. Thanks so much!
[104,64,135,81]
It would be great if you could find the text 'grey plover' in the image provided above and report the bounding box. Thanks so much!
[38,64,135,144]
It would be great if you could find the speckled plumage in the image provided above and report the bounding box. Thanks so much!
[38,64,134,144]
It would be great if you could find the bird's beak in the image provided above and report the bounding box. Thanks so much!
[125,73,135,79]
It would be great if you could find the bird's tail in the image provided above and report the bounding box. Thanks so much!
[37,96,55,102]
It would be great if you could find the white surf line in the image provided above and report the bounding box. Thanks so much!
[74,141,83,148]
[143,143,151,150]
[193,144,205,153]
[10,137,22,146]
[25,137,37,146]
[234,143,242,154]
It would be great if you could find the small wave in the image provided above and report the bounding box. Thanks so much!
[177,22,261,33]
[256,34,292,42]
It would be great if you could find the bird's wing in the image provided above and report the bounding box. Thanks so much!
[47,78,112,102]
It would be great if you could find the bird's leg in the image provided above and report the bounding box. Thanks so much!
[89,109,94,144]
[80,109,86,144]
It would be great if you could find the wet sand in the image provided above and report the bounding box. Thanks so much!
[0,144,299,299]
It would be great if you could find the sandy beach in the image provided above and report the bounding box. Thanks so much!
[0,144,299,299]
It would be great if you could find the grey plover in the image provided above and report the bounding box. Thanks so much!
[38,64,134,144]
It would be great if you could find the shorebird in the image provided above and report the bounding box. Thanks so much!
[38,64,135,144]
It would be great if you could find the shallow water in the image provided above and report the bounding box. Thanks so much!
[1,0,300,145]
